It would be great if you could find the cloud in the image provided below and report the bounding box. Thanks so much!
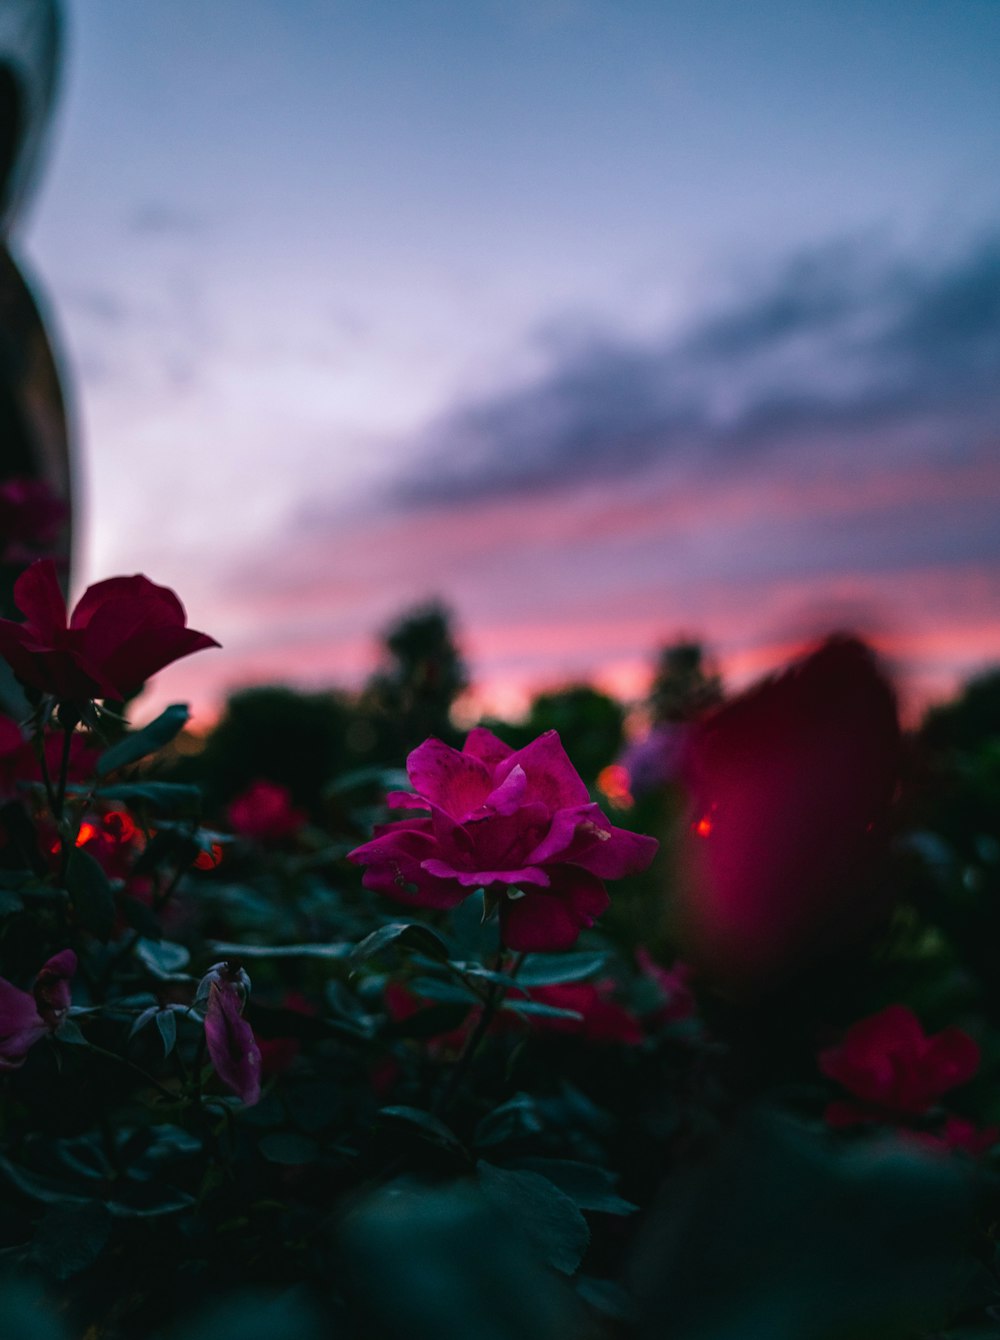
[128,201,206,237]
[390,232,1000,504]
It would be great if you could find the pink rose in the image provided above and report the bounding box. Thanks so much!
[348,728,658,951]
[0,559,219,703]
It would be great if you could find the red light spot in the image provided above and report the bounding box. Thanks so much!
[694,816,713,838]
[75,822,98,847]
[596,764,634,809]
[194,842,224,871]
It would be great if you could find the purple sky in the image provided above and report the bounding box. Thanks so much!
[16,0,1000,722]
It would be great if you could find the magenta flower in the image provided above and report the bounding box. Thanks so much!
[0,559,219,703]
[348,728,658,951]
[819,1005,981,1127]
[0,949,76,1070]
[227,779,306,842]
[202,964,262,1106]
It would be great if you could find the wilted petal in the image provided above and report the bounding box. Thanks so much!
[205,981,262,1106]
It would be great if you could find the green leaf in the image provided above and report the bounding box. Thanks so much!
[329,765,410,795]
[30,1201,113,1280]
[258,1132,321,1165]
[352,922,451,966]
[476,1162,590,1275]
[135,938,191,978]
[96,703,190,776]
[377,1106,465,1153]
[208,940,350,960]
[499,999,585,1022]
[65,848,115,941]
[515,952,609,987]
[97,781,203,814]
[0,1279,71,1340]
[409,975,481,1005]
[156,1009,178,1056]
[474,1093,544,1148]
[507,1158,637,1215]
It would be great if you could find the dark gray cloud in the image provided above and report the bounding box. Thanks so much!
[392,233,1000,505]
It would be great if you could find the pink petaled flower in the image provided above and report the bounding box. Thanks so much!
[227,779,306,842]
[636,948,697,1025]
[819,1005,981,1127]
[0,559,219,704]
[0,476,68,565]
[676,636,901,991]
[202,964,262,1106]
[348,728,658,952]
[0,949,77,1070]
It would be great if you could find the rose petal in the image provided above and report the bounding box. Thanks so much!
[406,737,493,819]
[498,731,590,810]
[462,727,514,770]
[499,868,609,951]
[13,560,67,640]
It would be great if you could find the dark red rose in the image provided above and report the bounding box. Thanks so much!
[227,779,306,842]
[819,1005,980,1126]
[0,559,219,703]
[675,636,901,990]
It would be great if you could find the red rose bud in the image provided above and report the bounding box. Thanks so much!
[0,559,219,704]
[674,636,901,992]
[348,728,658,952]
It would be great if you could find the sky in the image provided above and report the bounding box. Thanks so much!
[15,0,1000,723]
